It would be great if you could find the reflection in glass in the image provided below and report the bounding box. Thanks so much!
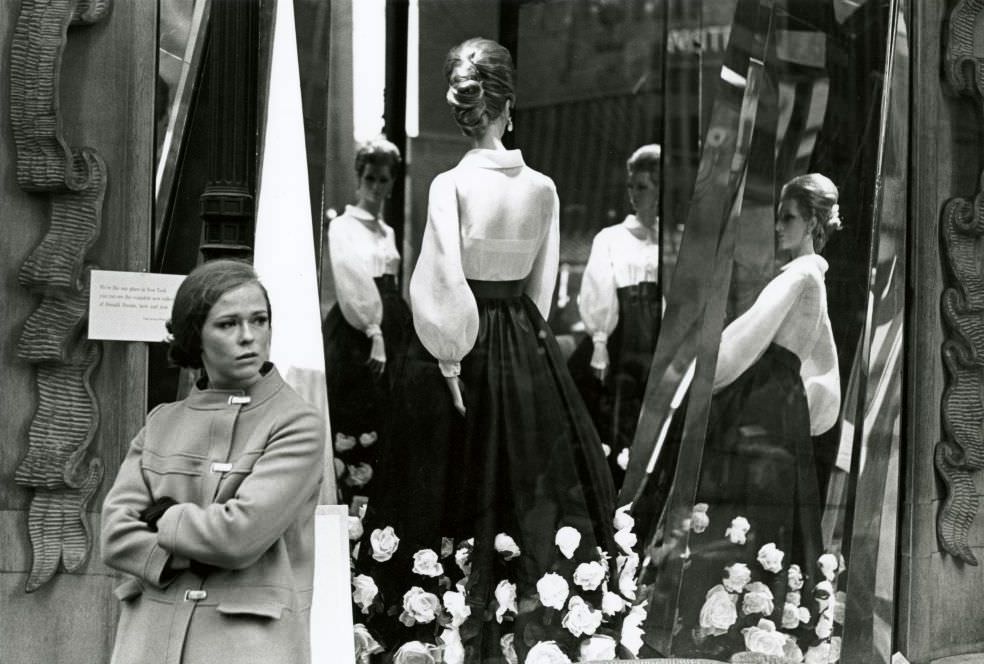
[626,0,903,661]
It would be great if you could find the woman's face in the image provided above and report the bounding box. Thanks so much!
[776,197,815,256]
[356,163,395,211]
[200,282,271,390]
[627,170,660,219]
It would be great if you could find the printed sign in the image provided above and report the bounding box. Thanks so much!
[88,270,186,342]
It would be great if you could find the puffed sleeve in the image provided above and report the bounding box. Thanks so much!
[154,406,324,570]
[329,218,383,338]
[578,228,619,344]
[801,318,840,434]
[524,185,560,319]
[409,173,479,378]
[101,410,174,588]
[713,268,809,391]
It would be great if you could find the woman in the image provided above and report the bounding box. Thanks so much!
[322,137,411,505]
[358,38,621,662]
[101,260,325,664]
[569,144,663,489]
[671,173,842,659]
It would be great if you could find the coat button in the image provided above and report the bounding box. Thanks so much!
[184,589,207,601]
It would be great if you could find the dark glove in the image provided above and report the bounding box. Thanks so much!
[139,496,178,532]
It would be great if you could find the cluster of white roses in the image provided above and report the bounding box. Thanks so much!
[694,508,848,663]
[351,503,649,664]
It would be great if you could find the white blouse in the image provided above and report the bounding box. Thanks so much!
[409,149,560,378]
[713,253,840,435]
[328,204,401,338]
[578,215,660,344]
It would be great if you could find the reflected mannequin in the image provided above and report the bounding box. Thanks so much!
[569,144,663,489]
[322,138,412,506]
[659,173,843,659]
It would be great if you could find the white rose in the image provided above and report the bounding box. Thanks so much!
[412,549,444,577]
[697,584,737,636]
[756,542,784,574]
[353,623,384,664]
[348,516,364,541]
[614,503,635,531]
[351,574,378,614]
[814,580,834,610]
[787,563,804,591]
[495,533,521,560]
[500,633,518,664]
[439,628,464,664]
[818,553,839,581]
[691,503,710,534]
[554,526,581,559]
[722,562,752,593]
[805,637,842,664]
[524,641,571,664]
[815,610,834,639]
[781,602,809,629]
[536,572,570,610]
[741,581,774,616]
[334,432,357,452]
[614,527,637,554]
[725,515,751,544]
[601,443,612,458]
[601,590,626,615]
[620,601,648,657]
[455,539,473,575]
[573,560,606,591]
[579,634,617,660]
[617,552,639,600]
[741,618,787,657]
[786,590,802,606]
[392,640,439,664]
[358,431,378,447]
[346,462,374,487]
[561,595,602,637]
[399,586,441,626]
[494,580,517,623]
[616,447,630,470]
[370,526,400,562]
[443,590,471,627]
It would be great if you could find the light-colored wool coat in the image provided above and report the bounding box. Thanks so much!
[101,365,325,664]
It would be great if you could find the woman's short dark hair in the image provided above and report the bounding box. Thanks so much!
[444,37,515,137]
[626,143,662,185]
[780,173,843,251]
[166,260,271,369]
[354,137,402,179]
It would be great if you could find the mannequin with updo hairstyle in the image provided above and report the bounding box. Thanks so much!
[650,172,844,658]
[354,36,619,663]
[444,37,515,137]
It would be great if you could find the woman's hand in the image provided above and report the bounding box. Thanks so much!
[367,333,386,377]
[590,340,610,383]
[445,376,466,416]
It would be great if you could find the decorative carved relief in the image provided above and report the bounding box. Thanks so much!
[8,0,110,591]
[937,0,984,566]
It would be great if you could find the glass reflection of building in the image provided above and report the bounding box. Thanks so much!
[2,0,984,662]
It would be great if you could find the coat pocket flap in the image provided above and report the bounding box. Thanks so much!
[113,578,144,601]
[216,599,284,619]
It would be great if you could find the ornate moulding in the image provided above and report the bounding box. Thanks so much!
[8,0,111,591]
[937,0,984,566]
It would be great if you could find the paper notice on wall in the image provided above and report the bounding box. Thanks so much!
[88,270,185,342]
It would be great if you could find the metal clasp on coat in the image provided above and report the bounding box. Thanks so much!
[228,395,251,405]
[184,589,207,601]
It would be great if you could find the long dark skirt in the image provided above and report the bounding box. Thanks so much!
[671,344,824,659]
[323,275,411,502]
[359,280,619,662]
[569,281,661,489]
